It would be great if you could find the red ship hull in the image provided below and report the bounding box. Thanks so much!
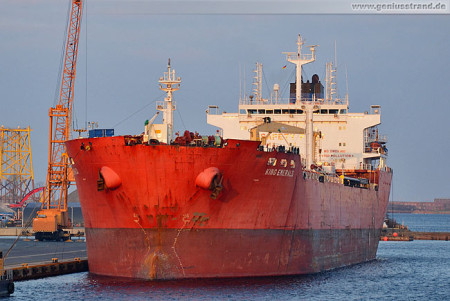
[66,137,392,279]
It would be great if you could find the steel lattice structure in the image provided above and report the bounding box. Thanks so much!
[42,0,82,213]
[33,0,83,237]
[0,126,35,204]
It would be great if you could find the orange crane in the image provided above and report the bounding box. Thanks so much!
[33,0,83,241]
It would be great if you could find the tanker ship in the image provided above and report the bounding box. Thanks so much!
[66,35,392,280]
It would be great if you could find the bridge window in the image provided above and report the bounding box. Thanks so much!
[258,109,265,114]
[266,110,273,114]
[320,109,328,114]
[329,109,339,114]
[248,109,257,114]
[340,109,347,114]
[240,109,246,114]
[274,109,281,114]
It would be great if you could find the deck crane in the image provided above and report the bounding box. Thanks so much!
[33,0,83,241]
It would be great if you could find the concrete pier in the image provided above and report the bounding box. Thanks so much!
[11,259,88,281]
[381,231,450,241]
[0,237,87,281]
[0,227,85,237]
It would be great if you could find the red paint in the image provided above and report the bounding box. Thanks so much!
[9,186,44,208]
[195,167,220,189]
[66,136,392,280]
[100,166,122,190]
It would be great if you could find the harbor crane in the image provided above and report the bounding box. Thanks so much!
[33,0,83,241]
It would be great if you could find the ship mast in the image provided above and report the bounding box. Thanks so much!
[283,35,316,103]
[158,59,181,144]
[284,35,318,170]
[252,62,263,102]
[325,61,337,102]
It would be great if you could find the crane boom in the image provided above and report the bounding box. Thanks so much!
[33,0,83,241]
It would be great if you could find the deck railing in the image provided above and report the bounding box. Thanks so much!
[239,97,348,106]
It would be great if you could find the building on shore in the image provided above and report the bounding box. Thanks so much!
[387,198,450,214]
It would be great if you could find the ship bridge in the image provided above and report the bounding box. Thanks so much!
[207,35,388,172]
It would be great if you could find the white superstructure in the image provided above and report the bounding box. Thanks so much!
[207,35,387,172]
[144,59,181,144]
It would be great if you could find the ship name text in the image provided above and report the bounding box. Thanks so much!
[265,168,294,177]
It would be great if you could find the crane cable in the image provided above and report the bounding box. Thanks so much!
[4,193,44,260]
[112,92,166,129]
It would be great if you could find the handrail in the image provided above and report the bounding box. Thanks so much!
[239,97,348,106]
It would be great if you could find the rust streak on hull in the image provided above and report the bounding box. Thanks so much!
[86,228,382,279]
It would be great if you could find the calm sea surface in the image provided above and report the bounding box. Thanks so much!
[387,213,450,232]
[11,214,450,300]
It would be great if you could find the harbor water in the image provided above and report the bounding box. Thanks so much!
[387,213,450,232]
[10,214,450,300]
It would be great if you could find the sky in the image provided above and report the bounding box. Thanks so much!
[0,0,449,202]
